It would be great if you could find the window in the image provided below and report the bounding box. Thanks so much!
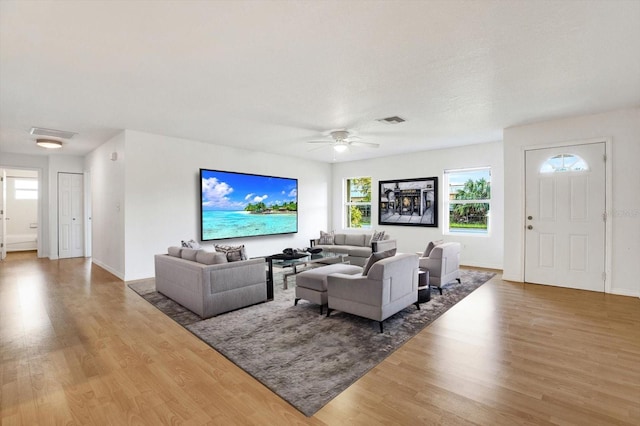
[14,179,38,200]
[444,168,491,235]
[345,177,372,229]
[540,154,588,173]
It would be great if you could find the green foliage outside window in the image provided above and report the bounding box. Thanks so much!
[347,177,372,228]
[450,178,490,230]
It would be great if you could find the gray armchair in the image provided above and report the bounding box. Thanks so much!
[418,242,461,294]
[326,253,420,333]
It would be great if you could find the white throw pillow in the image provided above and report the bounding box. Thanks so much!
[318,230,335,245]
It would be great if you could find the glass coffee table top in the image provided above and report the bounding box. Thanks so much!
[269,251,348,289]
[270,251,345,267]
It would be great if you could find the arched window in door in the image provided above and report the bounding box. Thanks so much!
[540,154,588,173]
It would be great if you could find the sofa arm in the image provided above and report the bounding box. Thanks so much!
[204,258,266,293]
[327,273,384,306]
[419,256,441,269]
[372,239,397,253]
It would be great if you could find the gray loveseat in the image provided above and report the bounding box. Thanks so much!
[154,247,267,318]
[310,232,397,266]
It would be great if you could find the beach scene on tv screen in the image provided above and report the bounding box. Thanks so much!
[201,170,298,240]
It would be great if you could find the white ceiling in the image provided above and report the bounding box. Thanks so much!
[1,0,639,163]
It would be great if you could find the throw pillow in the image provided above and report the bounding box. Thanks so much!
[362,248,397,276]
[215,244,247,262]
[370,230,386,242]
[181,239,201,249]
[318,230,335,245]
[423,239,444,257]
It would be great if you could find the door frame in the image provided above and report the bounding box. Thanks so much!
[0,166,44,259]
[520,137,612,293]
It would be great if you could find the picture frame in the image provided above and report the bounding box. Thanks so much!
[378,177,438,227]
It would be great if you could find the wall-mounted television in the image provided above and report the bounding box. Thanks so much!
[200,169,298,241]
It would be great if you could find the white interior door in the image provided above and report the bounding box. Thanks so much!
[525,142,606,292]
[58,172,84,258]
[0,170,6,260]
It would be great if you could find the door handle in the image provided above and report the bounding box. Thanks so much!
[527,225,533,230]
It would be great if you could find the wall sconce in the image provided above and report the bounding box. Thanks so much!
[110,152,118,161]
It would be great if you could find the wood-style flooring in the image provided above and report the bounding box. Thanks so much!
[1,252,639,425]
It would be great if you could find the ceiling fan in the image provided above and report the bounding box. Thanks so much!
[307,130,380,153]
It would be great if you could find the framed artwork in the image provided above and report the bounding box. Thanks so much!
[379,177,438,227]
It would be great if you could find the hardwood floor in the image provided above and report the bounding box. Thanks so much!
[1,254,639,425]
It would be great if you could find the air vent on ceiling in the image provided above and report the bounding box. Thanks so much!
[376,116,406,124]
[30,127,77,139]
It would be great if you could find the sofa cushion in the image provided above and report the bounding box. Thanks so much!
[168,246,182,257]
[333,233,346,245]
[196,250,228,265]
[181,248,198,261]
[348,246,374,258]
[364,234,373,247]
[319,230,335,245]
[362,248,397,275]
[215,244,247,262]
[423,239,444,257]
[344,234,365,247]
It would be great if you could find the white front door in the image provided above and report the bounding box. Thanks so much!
[524,142,606,292]
[58,172,84,258]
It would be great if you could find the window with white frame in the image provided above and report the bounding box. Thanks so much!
[14,179,38,200]
[345,177,372,229]
[444,168,491,235]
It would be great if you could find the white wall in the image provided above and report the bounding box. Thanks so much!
[84,132,126,279]
[331,141,504,269]
[48,155,85,259]
[0,154,48,257]
[503,107,640,297]
[88,130,332,281]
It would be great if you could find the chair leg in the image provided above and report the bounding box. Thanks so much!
[326,308,333,317]
[414,301,421,310]
[438,287,443,295]
[456,278,461,283]
[294,298,300,306]
[379,321,384,333]
[319,305,323,315]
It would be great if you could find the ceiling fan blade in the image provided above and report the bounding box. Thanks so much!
[307,140,334,144]
[349,141,380,148]
[307,143,330,152]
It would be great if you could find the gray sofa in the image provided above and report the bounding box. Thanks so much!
[310,233,397,266]
[154,247,267,318]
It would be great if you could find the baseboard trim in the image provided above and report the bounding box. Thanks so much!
[92,259,125,281]
[610,288,640,298]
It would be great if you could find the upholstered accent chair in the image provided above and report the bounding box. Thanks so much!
[418,242,461,294]
[326,253,420,333]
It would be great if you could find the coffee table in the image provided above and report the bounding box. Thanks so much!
[267,251,348,290]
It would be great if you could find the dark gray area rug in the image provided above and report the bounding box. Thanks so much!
[128,268,494,416]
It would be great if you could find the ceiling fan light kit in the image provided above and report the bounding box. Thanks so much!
[307,129,380,154]
[36,138,63,149]
[333,143,348,153]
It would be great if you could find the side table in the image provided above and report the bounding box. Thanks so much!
[418,268,430,303]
